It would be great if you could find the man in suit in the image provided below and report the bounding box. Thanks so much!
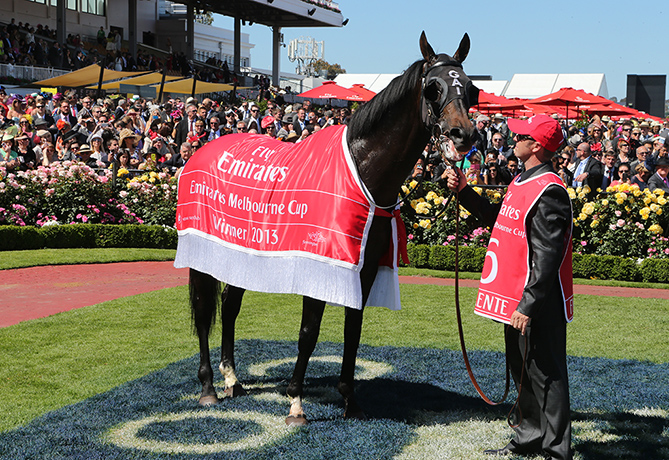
[600,151,617,189]
[647,157,669,192]
[446,114,573,460]
[163,141,193,176]
[55,100,78,127]
[572,142,603,195]
[292,108,308,137]
[174,104,199,147]
[243,104,264,133]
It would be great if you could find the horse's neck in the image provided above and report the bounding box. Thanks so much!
[350,93,430,208]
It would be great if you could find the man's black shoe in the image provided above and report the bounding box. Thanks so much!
[483,446,514,455]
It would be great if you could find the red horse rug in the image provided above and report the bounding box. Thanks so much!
[174,125,403,310]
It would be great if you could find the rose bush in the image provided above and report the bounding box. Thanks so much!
[0,162,177,228]
[400,180,669,260]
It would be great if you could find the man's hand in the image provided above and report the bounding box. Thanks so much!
[510,310,530,335]
[445,166,467,192]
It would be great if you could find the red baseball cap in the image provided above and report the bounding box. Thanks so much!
[508,114,564,152]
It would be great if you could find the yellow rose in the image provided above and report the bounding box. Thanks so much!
[567,189,577,200]
[578,212,587,221]
[648,224,663,234]
[658,197,667,205]
[413,223,419,229]
[419,219,431,229]
[590,220,599,228]
[426,191,438,201]
[583,203,595,215]
[654,188,665,196]
[601,199,609,206]
[409,180,418,189]
[650,203,660,212]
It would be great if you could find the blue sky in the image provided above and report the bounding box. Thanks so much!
[213,0,668,101]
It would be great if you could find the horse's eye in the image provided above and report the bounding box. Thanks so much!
[424,80,442,102]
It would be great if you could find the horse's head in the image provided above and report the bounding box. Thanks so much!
[419,32,478,163]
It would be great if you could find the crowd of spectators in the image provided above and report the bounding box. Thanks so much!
[0,87,353,179]
[408,111,669,196]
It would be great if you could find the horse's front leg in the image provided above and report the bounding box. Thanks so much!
[190,269,221,406]
[339,306,366,419]
[285,296,326,426]
[220,284,247,398]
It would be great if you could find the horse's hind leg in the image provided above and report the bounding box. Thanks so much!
[190,269,221,406]
[220,284,247,397]
[285,296,326,426]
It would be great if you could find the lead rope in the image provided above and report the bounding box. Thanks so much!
[451,176,527,428]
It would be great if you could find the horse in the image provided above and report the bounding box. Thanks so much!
[179,32,478,426]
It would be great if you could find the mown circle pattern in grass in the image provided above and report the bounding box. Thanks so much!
[104,410,287,454]
[247,355,394,380]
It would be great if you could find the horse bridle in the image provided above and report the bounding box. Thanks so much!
[420,57,478,146]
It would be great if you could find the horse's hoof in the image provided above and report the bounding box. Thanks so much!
[224,383,247,398]
[198,395,220,406]
[344,409,368,421]
[285,414,308,427]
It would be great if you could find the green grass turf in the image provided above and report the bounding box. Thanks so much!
[1,281,668,433]
[0,248,177,270]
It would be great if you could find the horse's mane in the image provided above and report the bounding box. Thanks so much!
[346,59,425,139]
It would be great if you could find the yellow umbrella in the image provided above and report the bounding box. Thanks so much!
[85,71,182,91]
[33,64,147,88]
[150,78,236,95]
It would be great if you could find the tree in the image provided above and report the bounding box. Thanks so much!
[306,59,346,79]
[195,12,214,25]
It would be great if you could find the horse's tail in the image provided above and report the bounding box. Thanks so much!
[189,268,221,336]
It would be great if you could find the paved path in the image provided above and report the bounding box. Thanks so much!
[2,261,668,327]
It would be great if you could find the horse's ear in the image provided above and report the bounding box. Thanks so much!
[453,33,471,64]
[419,31,436,62]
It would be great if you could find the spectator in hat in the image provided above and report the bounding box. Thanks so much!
[276,114,294,140]
[647,157,669,193]
[88,132,106,162]
[0,132,19,169]
[77,144,98,168]
[489,113,509,143]
[7,96,25,121]
[223,110,238,133]
[118,128,143,167]
[261,116,276,138]
[474,114,490,153]
[13,132,36,170]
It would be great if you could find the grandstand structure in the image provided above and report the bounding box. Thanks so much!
[1,0,346,86]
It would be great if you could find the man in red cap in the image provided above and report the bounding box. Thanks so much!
[447,114,573,460]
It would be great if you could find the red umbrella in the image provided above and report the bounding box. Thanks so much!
[347,84,376,102]
[527,87,612,120]
[297,81,361,100]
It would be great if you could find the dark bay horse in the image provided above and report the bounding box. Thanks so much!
[185,32,478,425]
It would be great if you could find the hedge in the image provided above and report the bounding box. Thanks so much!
[0,224,177,251]
[405,243,669,283]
